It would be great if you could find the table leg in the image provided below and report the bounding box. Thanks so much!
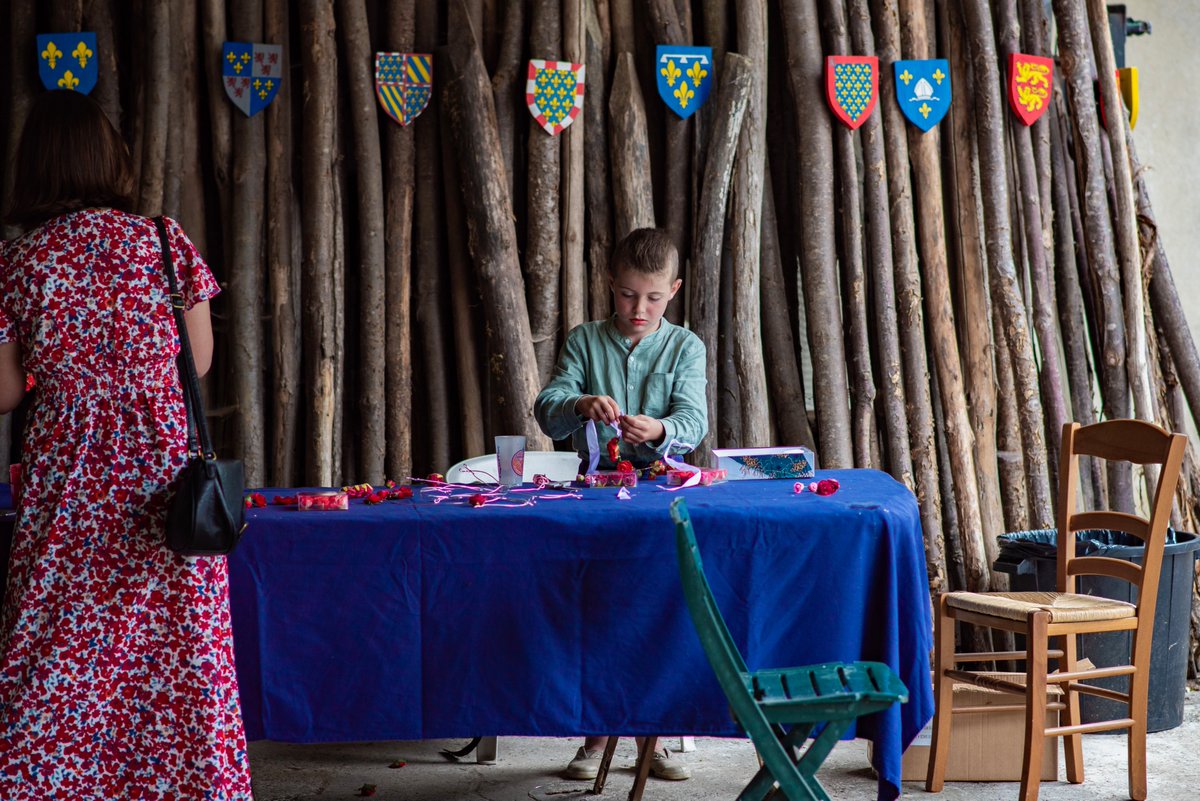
[679,736,695,752]
[593,736,621,794]
[476,736,498,764]
[628,736,657,801]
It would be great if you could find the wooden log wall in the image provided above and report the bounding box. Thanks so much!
[2,0,1200,663]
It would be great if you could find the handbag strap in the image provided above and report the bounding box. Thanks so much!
[155,216,214,460]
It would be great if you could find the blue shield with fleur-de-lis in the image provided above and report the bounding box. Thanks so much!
[37,32,98,94]
[894,59,951,132]
[376,53,432,126]
[222,42,283,117]
[656,45,713,119]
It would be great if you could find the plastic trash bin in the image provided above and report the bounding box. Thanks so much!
[994,528,1200,733]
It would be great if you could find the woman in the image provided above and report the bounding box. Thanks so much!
[0,91,251,799]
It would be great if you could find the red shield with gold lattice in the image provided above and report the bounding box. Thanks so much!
[1009,53,1053,126]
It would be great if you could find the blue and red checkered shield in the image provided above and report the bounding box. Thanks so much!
[894,59,951,132]
[37,32,98,94]
[826,55,878,130]
[656,45,713,119]
[222,42,283,117]
[526,59,585,136]
[376,53,432,126]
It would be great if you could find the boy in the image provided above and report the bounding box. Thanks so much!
[534,228,707,781]
[535,227,707,473]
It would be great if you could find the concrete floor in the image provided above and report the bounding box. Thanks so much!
[249,688,1198,800]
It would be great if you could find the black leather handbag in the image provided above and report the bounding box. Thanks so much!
[156,217,245,555]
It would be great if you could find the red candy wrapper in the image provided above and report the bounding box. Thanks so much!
[580,471,638,488]
[298,491,349,511]
[666,468,726,486]
[814,478,840,496]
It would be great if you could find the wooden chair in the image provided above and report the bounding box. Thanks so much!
[661,497,908,801]
[925,419,1187,801]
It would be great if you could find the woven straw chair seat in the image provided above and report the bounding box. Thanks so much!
[945,591,1136,623]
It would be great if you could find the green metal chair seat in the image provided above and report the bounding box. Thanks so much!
[670,498,908,801]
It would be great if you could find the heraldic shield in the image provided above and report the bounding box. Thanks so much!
[894,59,950,132]
[223,42,283,117]
[826,55,878,130]
[376,53,432,126]
[656,45,713,119]
[526,59,585,136]
[38,32,98,94]
[1009,53,1052,125]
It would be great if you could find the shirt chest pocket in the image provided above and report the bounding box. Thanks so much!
[642,372,673,419]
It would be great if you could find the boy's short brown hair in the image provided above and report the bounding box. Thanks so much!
[609,228,679,281]
[7,90,135,227]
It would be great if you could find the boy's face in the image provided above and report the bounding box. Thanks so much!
[609,266,682,343]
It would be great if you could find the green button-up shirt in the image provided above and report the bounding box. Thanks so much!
[534,317,708,469]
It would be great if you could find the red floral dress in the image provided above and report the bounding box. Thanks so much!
[0,210,252,800]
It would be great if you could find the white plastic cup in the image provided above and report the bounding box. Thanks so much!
[495,435,526,486]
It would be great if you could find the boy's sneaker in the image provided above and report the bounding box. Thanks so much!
[564,747,604,780]
[650,748,691,781]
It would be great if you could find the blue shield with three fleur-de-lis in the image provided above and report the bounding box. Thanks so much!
[222,42,283,117]
[37,32,98,94]
[894,59,951,132]
[656,45,713,119]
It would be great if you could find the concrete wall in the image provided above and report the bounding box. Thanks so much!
[1125,2,1200,345]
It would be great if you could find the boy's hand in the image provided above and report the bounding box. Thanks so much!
[575,395,621,425]
[620,414,665,446]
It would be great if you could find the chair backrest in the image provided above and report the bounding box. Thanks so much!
[670,498,752,700]
[445,451,582,484]
[1056,420,1187,632]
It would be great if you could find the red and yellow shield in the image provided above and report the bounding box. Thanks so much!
[1008,53,1053,126]
[825,56,878,130]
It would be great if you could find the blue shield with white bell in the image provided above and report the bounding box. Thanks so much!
[894,59,951,132]
[37,32,98,94]
[656,45,713,119]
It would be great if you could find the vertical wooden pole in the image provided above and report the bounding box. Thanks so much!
[339,0,387,483]
[562,0,587,335]
[584,1,614,321]
[780,0,853,468]
[690,53,752,462]
[849,0,912,486]
[1052,0,1132,510]
[382,0,416,480]
[872,0,945,592]
[820,0,876,469]
[609,52,656,238]
[299,0,338,485]
[900,0,989,591]
[444,0,551,448]
[730,0,770,447]
[526,0,562,382]
[228,0,267,486]
[961,0,1052,527]
[942,0,1005,558]
[415,0,451,473]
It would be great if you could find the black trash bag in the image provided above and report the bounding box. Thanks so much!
[995,528,1178,575]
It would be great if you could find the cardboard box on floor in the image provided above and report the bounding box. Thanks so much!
[878,672,1062,782]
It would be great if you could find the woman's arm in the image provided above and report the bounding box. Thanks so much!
[183,300,214,377]
[0,341,26,414]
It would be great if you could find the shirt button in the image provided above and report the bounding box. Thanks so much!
[627,384,633,391]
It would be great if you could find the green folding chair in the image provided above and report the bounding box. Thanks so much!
[670,497,908,801]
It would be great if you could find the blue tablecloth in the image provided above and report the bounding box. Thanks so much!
[230,469,932,801]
